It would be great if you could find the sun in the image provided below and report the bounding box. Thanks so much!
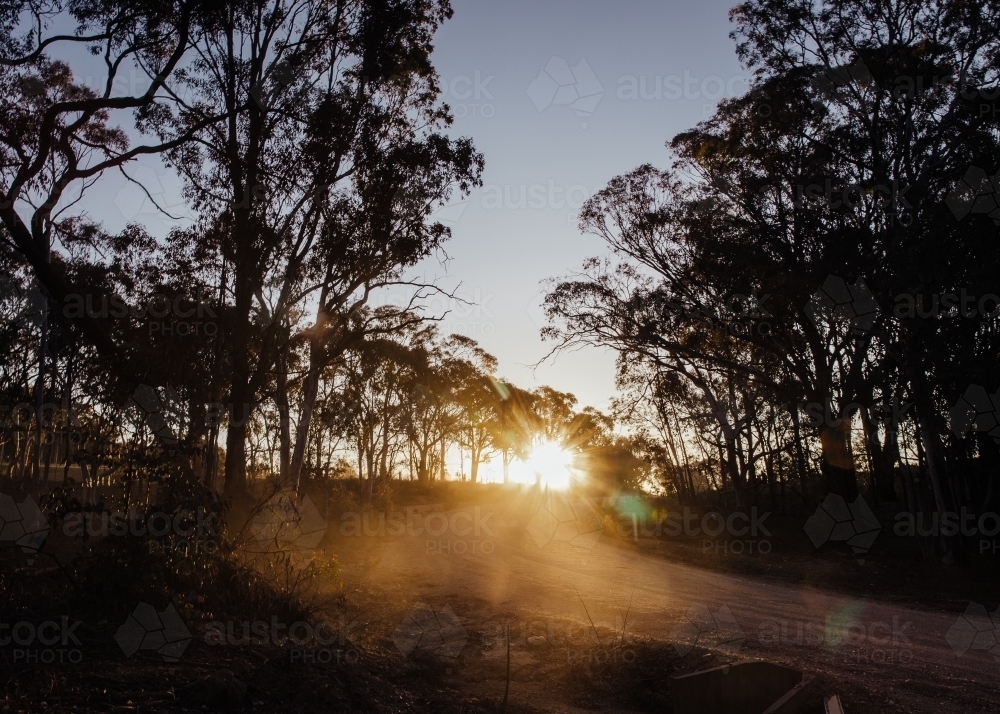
[525,440,575,490]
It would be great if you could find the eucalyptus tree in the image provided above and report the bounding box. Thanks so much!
[151,0,482,500]
[0,0,211,357]
[541,197,791,509]
[544,0,1000,529]
[0,0,230,493]
[446,334,499,484]
[726,0,1000,547]
[397,328,456,483]
[529,386,577,444]
[337,328,412,500]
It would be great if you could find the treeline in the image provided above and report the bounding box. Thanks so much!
[0,305,643,501]
[0,0,651,509]
[0,0,482,505]
[543,0,1000,561]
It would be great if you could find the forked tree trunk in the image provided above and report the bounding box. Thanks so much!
[861,406,899,503]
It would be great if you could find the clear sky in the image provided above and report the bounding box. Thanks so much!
[420,0,746,412]
[73,0,746,415]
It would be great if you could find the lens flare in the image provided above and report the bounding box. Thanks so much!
[525,440,574,490]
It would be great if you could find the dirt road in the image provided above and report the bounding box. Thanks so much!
[333,494,999,713]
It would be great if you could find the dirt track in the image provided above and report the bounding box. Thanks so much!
[334,493,1000,713]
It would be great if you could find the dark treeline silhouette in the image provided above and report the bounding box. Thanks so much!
[0,0,648,519]
[1,0,481,503]
[4,1,1000,712]
[3,1,999,566]
[543,0,1000,563]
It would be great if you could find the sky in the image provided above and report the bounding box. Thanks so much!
[66,0,746,416]
[417,0,747,412]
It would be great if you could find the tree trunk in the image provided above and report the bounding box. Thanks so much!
[470,442,480,484]
[765,451,776,511]
[818,420,858,501]
[722,433,747,509]
[29,302,48,498]
[416,442,429,482]
[357,436,364,484]
[976,433,999,513]
[912,399,951,517]
[661,405,687,503]
[222,277,253,502]
[223,392,251,502]
[286,360,321,494]
[913,398,954,563]
[790,406,809,508]
[275,354,291,487]
[861,405,898,503]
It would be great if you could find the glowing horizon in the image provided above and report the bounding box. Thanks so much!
[454,440,576,488]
